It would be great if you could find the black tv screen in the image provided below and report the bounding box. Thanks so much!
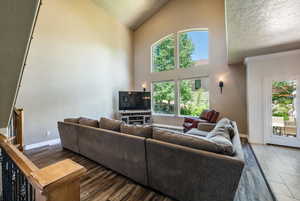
[119,91,151,111]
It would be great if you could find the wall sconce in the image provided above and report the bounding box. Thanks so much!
[142,83,147,92]
[219,81,224,94]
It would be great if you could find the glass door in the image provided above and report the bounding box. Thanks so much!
[267,78,300,147]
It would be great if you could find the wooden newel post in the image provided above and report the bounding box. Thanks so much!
[31,159,86,201]
[13,108,24,151]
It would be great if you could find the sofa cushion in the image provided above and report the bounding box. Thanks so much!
[120,124,153,138]
[64,117,80,124]
[209,135,234,156]
[153,128,221,154]
[99,117,123,132]
[78,117,99,128]
[197,122,216,132]
[186,128,209,137]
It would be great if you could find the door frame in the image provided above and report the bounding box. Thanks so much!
[263,75,300,147]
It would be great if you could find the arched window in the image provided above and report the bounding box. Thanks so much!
[151,29,209,72]
[150,29,210,116]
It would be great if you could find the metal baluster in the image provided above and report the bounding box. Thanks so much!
[0,150,36,201]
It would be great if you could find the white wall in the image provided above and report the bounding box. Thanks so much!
[133,0,247,133]
[16,0,133,145]
[246,49,300,144]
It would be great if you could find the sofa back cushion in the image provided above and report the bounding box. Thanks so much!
[120,124,152,138]
[78,117,99,128]
[153,128,236,156]
[153,128,222,154]
[99,117,123,132]
[64,118,80,124]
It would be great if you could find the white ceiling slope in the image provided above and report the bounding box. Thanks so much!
[92,0,169,30]
[226,0,300,64]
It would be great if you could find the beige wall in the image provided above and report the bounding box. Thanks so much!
[16,0,133,145]
[0,128,7,136]
[0,0,39,128]
[133,0,247,133]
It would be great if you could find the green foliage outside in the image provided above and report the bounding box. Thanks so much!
[152,33,209,116]
[152,35,175,72]
[180,80,209,116]
[272,81,296,121]
[153,82,175,114]
[179,33,195,68]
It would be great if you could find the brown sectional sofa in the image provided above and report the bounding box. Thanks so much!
[58,117,244,201]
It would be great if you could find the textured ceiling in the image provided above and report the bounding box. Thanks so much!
[226,0,300,64]
[92,0,169,30]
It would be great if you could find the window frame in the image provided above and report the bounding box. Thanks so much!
[151,33,176,73]
[150,28,210,117]
[151,76,210,117]
[178,77,210,117]
[151,80,177,116]
[151,28,209,73]
[177,28,210,69]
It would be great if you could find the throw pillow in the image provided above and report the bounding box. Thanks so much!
[208,118,235,139]
[206,118,235,155]
[209,111,220,123]
[64,118,80,124]
[120,124,152,138]
[78,117,99,128]
[200,109,215,121]
[99,117,123,132]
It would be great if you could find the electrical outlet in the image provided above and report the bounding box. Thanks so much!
[47,131,51,136]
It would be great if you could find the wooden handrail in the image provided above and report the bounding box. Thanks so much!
[0,133,86,201]
[0,134,38,176]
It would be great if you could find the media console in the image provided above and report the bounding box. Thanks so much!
[118,111,152,125]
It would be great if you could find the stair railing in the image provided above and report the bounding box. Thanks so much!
[0,133,86,201]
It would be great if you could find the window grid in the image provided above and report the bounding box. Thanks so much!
[151,29,210,117]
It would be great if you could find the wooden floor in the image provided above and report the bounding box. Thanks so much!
[25,142,274,201]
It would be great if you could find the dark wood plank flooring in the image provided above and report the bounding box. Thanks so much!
[25,143,274,201]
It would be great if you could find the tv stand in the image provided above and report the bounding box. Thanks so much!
[118,111,152,125]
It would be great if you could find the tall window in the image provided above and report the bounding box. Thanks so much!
[152,81,175,114]
[151,29,210,116]
[180,78,209,116]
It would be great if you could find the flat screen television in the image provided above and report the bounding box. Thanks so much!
[119,91,151,111]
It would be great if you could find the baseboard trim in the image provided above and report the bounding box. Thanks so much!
[24,138,61,151]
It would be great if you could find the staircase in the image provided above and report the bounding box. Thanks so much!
[0,0,41,129]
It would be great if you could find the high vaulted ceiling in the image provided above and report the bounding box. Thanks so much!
[92,0,169,30]
[226,0,300,64]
